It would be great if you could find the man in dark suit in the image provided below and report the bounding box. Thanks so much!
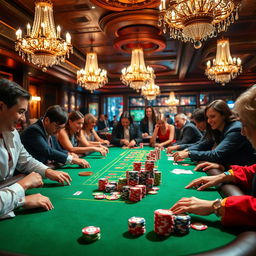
[21,105,90,169]
[174,113,202,145]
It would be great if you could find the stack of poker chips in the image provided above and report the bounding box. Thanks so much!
[128,217,146,236]
[105,184,116,193]
[129,187,142,202]
[154,171,162,186]
[154,210,191,236]
[173,214,191,235]
[135,185,146,198]
[127,171,139,186]
[98,178,108,191]
[121,185,131,200]
[133,162,142,171]
[154,209,174,236]
[82,226,101,242]
[117,177,127,191]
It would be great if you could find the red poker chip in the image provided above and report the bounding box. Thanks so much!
[191,222,208,231]
[152,187,159,191]
[148,190,158,195]
[106,195,119,200]
[82,226,100,235]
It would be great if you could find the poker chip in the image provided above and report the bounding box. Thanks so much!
[79,171,93,176]
[181,163,190,166]
[152,187,159,191]
[94,195,106,200]
[92,192,104,196]
[105,195,119,200]
[147,190,158,195]
[82,226,101,242]
[191,222,208,231]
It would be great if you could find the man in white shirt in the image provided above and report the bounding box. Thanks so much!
[0,78,71,219]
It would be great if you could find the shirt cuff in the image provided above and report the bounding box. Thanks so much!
[11,183,25,208]
[65,155,73,165]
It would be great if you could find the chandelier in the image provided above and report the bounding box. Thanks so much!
[158,0,241,49]
[121,48,155,92]
[15,0,72,72]
[205,38,242,86]
[77,52,108,92]
[166,91,179,106]
[141,80,160,100]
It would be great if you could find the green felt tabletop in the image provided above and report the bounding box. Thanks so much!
[0,147,237,256]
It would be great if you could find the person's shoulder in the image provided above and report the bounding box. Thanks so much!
[225,121,242,132]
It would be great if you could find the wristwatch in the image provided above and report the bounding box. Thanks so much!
[212,199,222,216]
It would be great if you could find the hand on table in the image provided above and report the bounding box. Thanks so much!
[120,139,129,146]
[18,172,43,190]
[72,158,91,168]
[172,150,189,161]
[102,140,110,145]
[185,173,229,191]
[128,140,136,148]
[194,162,225,172]
[69,152,79,158]
[23,194,53,211]
[167,145,179,154]
[170,197,215,216]
[142,133,149,138]
[45,169,71,185]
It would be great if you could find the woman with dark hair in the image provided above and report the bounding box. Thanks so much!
[140,106,157,139]
[58,111,107,156]
[111,111,142,147]
[172,100,256,168]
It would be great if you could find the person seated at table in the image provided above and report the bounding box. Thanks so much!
[171,100,256,168]
[110,115,118,128]
[150,113,175,148]
[167,108,206,153]
[111,111,142,148]
[83,113,110,146]
[140,106,157,140]
[97,114,109,131]
[20,105,90,169]
[58,111,107,156]
[170,86,256,227]
[0,79,71,219]
[174,113,202,145]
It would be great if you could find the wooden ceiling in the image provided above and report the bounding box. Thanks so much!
[0,0,256,93]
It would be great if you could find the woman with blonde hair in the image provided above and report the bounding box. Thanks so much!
[58,111,107,156]
[150,113,175,147]
[83,113,110,146]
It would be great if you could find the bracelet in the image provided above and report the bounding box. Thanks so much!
[212,198,222,217]
[224,171,230,176]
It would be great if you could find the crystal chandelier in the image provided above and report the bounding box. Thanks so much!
[77,52,108,92]
[166,91,179,106]
[205,38,242,86]
[159,0,241,49]
[121,48,155,92]
[141,80,160,101]
[15,0,72,72]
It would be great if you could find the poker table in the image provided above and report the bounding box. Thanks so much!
[0,147,255,256]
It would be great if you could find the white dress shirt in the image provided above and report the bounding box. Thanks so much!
[0,129,49,219]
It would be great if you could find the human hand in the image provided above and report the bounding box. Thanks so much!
[194,162,225,172]
[23,193,54,211]
[142,133,149,138]
[45,169,71,185]
[167,145,179,154]
[100,145,109,153]
[103,140,110,145]
[18,172,43,190]
[170,197,215,216]
[128,140,136,148]
[69,152,79,158]
[172,150,189,161]
[120,139,129,146]
[185,173,227,191]
[72,158,90,168]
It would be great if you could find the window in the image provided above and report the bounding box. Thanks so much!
[104,96,123,121]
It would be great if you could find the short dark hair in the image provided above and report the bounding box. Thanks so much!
[118,111,133,126]
[44,105,68,125]
[0,78,30,108]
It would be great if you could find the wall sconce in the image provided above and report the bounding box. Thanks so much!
[31,96,41,101]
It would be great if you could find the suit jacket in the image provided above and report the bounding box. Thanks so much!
[20,119,68,165]
[111,123,142,147]
[97,120,109,130]
[175,121,202,145]
[189,121,256,167]
[140,119,156,134]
